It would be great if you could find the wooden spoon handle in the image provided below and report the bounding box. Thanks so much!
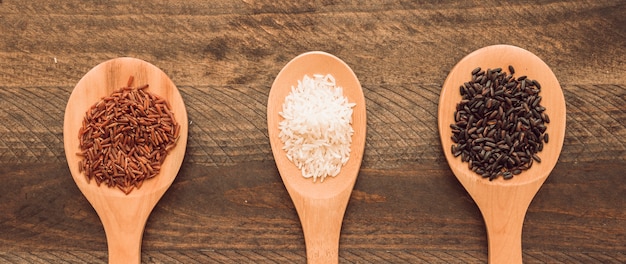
[104,221,145,264]
[90,194,159,264]
[483,205,527,264]
[476,184,540,264]
[298,197,348,264]
[101,211,149,264]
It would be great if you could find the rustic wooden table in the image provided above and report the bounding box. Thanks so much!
[1,1,624,263]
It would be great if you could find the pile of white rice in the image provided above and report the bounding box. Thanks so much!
[278,74,355,182]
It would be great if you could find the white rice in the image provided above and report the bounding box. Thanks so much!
[278,74,356,182]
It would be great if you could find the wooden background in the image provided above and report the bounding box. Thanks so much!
[1,0,625,263]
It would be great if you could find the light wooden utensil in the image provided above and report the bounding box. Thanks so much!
[438,45,566,263]
[267,51,366,264]
[63,57,188,264]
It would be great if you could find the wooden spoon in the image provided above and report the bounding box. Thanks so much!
[63,57,188,264]
[267,51,366,264]
[438,45,566,263]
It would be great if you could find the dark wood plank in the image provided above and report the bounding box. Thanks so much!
[0,84,623,165]
[0,162,624,258]
[2,250,625,264]
[0,1,625,88]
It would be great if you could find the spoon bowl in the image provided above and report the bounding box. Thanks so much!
[438,45,566,263]
[267,51,366,263]
[63,57,188,263]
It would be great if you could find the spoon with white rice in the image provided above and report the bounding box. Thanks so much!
[267,51,366,264]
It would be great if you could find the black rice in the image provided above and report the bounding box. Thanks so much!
[451,66,549,180]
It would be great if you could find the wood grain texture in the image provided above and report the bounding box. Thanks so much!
[0,84,623,166]
[3,250,624,264]
[1,1,625,87]
[1,0,625,263]
[0,162,624,262]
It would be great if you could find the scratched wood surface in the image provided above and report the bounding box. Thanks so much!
[1,0,625,263]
